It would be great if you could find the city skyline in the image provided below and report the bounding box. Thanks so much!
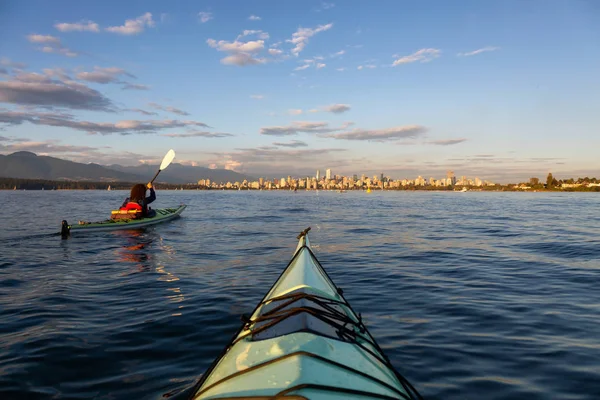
[0,1,599,183]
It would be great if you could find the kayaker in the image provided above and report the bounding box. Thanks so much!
[121,183,156,217]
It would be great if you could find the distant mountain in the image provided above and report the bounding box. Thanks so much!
[0,152,254,183]
[0,152,139,181]
[109,163,255,184]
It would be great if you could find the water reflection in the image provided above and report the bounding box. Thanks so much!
[114,230,159,274]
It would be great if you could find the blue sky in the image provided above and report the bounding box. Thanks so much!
[0,0,599,181]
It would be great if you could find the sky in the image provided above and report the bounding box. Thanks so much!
[0,0,599,182]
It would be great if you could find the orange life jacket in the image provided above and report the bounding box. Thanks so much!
[121,202,143,211]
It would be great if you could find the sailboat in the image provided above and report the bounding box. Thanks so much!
[13,186,16,190]
[366,187,372,193]
[107,185,111,191]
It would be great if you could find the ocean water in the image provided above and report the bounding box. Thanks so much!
[0,190,599,400]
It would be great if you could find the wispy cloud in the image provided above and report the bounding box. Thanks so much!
[127,108,158,116]
[392,48,440,66]
[0,58,27,69]
[287,23,333,56]
[323,104,351,113]
[260,121,350,136]
[273,140,308,148]
[248,15,261,21]
[106,12,155,35]
[324,125,427,141]
[357,64,376,70]
[76,67,135,84]
[148,102,189,116]
[54,20,100,33]
[315,2,335,12]
[162,131,233,138]
[27,34,78,57]
[457,46,499,57]
[27,34,61,45]
[336,67,346,72]
[250,94,264,99]
[198,12,213,23]
[236,30,270,40]
[428,138,468,145]
[206,37,266,66]
[0,76,114,111]
[0,109,210,135]
[330,50,345,58]
[288,109,303,115]
[121,83,150,90]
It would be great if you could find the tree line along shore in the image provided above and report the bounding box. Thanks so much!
[1,175,599,192]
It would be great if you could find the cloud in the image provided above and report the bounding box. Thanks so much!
[127,108,158,116]
[106,12,155,35]
[148,102,189,116]
[0,78,114,111]
[392,48,440,66]
[0,58,27,69]
[27,34,78,57]
[330,50,345,58]
[121,83,150,90]
[294,64,311,71]
[0,139,99,154]
[76,67,135,84]
[207,146,347,175]
[457,46,499,57]
[163,131,234,138]
[287,23,333,56]
[316,63,326,69]
[207,37,266,66]
[357,64,376,70]
[248,15,261,21]
[260,121,347,136]
[315,2,335,11]
[323,104,350,113]
[27,34,61,45]
[237,30,269,40]
[288,109,303,115]
[0,68,7,75]
[268,48,283,56]
[54,20,100,32]
[324,125,427,141]
[198,12,213,23]
[40,46,78,57]
[0,109,209,135]
[250,94,264,99]
[273,140,308,148]
[429,138,468,146]
[336,67,346,72]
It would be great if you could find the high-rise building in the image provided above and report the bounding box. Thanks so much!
[259,177,264,188]
[316,170,320,180]
[380,173,384,182]
[353,174,358,181]
[326,168,331,180]
[447,171,456,185]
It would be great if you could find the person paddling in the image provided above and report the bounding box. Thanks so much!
[121,183,156,217]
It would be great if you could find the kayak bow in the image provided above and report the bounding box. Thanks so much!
[189,227,422,400]
[61,205,186,236]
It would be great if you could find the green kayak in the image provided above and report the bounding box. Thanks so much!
[189,227,422,399]
[61,205,186,236]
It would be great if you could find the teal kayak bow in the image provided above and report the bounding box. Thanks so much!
[189,227,423,399]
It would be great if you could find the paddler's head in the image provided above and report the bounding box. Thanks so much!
[130,183,147,202]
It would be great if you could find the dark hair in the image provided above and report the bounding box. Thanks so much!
[130,184,147,202]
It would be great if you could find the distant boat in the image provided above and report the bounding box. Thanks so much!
[107,185,111,191]
[366,187,372,193]
[460,187,468,192]
[13,186,16,190]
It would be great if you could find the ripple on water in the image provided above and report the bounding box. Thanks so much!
[0,191,599,400]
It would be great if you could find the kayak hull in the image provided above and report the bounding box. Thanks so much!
[63,205,186,234]
[190,229,421,400]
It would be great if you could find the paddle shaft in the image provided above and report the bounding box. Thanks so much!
[150,169,161,185]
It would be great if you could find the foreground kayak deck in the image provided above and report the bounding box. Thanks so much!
[189,227,422,400]
[62,205,186,235]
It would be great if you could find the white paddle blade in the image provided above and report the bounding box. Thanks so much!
[160,149,176,170]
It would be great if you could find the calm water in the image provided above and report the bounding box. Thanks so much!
[1,190,599,400]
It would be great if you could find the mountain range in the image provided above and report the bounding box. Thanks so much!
[0,152,254,183]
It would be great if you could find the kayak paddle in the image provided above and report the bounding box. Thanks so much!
[149,149,176,185]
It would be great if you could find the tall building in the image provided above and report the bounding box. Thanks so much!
[353,174,358,181]
[380,173,384,182]
[447,171,456,185]
[259,177,264,188]
[316,170,320,180]
[325,168,331,180]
